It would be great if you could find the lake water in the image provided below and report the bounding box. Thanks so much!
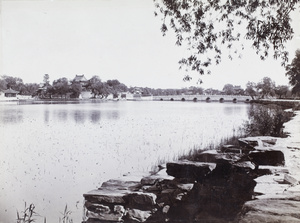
[0,101,250,223]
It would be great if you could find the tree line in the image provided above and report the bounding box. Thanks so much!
[0,73,298,100]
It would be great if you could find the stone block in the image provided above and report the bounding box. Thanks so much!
[284,174,299,185]
[86,210,124,221]
[238,138,258,151]
[124,192,157,210]
[166,161,216,182]
[84,189,127,204]
[239,199,300,222]
[126,208,152,222]
[85,202,111,213]
[221,145,241,153]
[141,169,174,186]
[248,150,285,166]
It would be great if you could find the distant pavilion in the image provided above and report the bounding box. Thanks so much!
[3,88,19,97]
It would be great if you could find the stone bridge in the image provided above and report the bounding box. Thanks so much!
[153,95,252,103]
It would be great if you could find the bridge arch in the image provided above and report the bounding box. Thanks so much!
[193,98,197,102]
[233,98,237,103]
[206,97,211,102]
[219,98,224,103]
[181,98,186,101]
[170,98,174,101]
[160,98,163,101]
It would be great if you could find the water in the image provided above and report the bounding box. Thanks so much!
[0,101,250,223]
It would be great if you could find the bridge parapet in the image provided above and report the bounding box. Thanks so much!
[153,95,251,102]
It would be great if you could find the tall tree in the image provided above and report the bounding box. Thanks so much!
[274,85,289,99]
[87,76,110,98]
[245,81,257,99]
[52,77,69,98]
[43,74,50,86]
[222,84,234,95]
[70,82,82,98]
[256,76,275,98]
[286,49,300,95]
[0,78,7,91]
[154,0,298,79]
[1,75,24,90]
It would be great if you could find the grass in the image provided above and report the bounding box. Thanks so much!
[179,133,245,161]
[150,130,246,174]
[16,203,73,223]
[59,205,73,223]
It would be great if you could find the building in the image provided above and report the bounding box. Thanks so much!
[3,88,19,97]
[73,75,88,87]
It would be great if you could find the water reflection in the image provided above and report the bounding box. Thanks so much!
[90,111,101,123]
[56,110,68,122]
[223,105,242,115]
[44,110,50,124]
[0,108,23,124]
[73,110,86,123]
[106,110,120,120]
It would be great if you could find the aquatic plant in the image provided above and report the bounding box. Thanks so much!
[59,205,73,223]
[15,203,73,223]
[16,203,38,223]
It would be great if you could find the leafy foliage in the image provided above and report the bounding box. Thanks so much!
[154,0,298,77]
[87,76,110,98]
[286,49,300,94]
[52,78,70,98]
[274,85,289,98]
[245,81,257,99]
[243,104,292,137]
[0,76,39,96]
[223,84,235,95]
[256,76,275,98]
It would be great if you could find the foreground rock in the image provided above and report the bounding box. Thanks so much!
[82,112,300,222]
[236,111,300,223]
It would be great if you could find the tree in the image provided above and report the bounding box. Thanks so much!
[274,85,289,99]
[256,77,275,98]
[0,78,7,91]
[222,84,234,95]
[286,49,300,95]
[245,81,257,99]
[204,88,220,95]
[43,74,50,86]
[1,75,24,90]
[52,77,69,98]
[70,82,82,98]
[154,0,298,79]
[14,83,39,96]
[87,76,110,98]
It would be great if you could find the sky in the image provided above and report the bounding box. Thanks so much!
[1,0,300,90]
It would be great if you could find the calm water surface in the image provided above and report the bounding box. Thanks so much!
[0,101,250,222]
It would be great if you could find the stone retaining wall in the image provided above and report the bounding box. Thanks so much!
[82,135,300,222]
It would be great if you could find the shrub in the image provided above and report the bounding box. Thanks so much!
[243,104,293,137]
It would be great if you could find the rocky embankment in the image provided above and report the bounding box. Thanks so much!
[82,111,300,223]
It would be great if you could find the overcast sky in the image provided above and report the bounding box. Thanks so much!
[1,0,300,90]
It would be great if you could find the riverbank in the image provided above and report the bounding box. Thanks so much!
[82,104,300,222]
[237,110,300,222]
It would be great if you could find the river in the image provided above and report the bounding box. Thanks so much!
[0,100,250,223]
